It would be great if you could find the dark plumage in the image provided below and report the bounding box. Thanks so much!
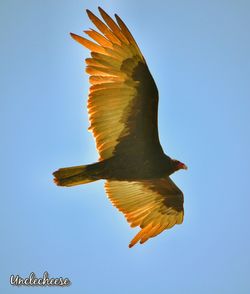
[53,7,187,247]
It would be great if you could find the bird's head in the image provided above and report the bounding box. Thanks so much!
[172,160,188,172]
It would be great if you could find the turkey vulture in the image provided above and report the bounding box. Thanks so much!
[53,7,187,248]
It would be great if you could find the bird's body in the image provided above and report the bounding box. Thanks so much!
[53,7,187,248]
[84,154,175,181]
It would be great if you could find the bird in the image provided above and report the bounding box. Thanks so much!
[53,7,188,248]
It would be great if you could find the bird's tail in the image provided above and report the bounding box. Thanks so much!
[53,162,102,187]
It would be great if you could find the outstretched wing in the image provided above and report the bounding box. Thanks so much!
[105,178,184,247]
[71,7,163,160]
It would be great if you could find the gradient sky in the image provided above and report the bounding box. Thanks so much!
[1,0,250,293]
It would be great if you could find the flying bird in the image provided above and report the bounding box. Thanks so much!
[53,7,187,248]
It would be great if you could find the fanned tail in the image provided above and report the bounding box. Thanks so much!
[53,163,101,187]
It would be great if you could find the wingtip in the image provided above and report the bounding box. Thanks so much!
[70,32,81,43]
[128,239,137,248]
[98,6,106,17]
[98,6,109,17]
[69,33,88,47]
[86,9,93,17]
[70,32,76,38]
[128,239,146,248]
[114,13,122,25]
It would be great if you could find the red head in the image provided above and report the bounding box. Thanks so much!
[173,160,188,171]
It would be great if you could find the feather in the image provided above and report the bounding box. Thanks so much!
[98,7,129,44]
[84,29,113,48]
[114,14,145,61]
[86,9,121,45]
[70,33,106,54]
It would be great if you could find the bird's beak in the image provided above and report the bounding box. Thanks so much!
[182,164,188,170]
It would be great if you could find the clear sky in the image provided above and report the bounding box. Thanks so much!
[1,0,250,293]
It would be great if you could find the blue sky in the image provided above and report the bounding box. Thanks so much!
[1,0,250,293]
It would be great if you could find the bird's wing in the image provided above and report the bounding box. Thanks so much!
[105,177,184,247]
[71,7,163,160]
